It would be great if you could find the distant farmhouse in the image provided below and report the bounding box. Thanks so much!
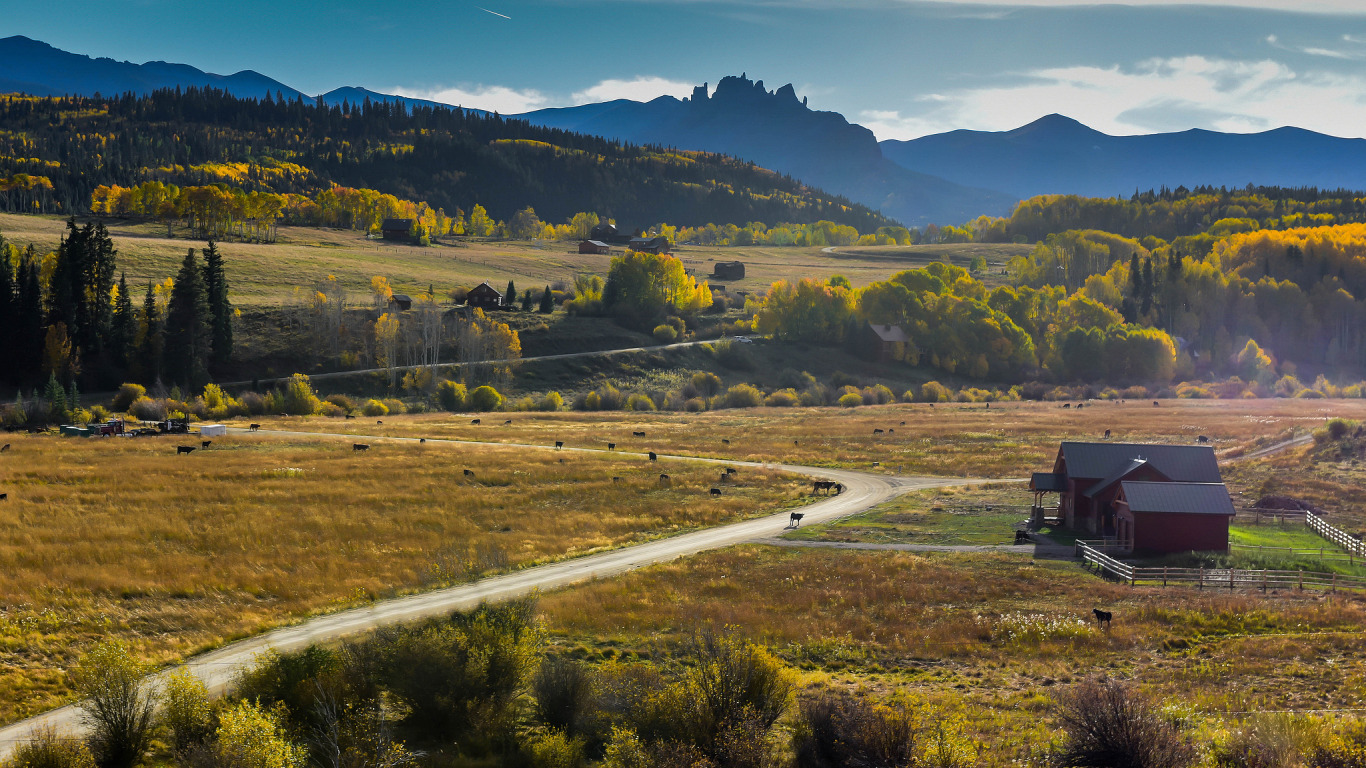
[381,218,414,241]
[863,322,908,363]
[1031,441,1234,554]
[589,224,672,254]
[578,240,612,255]
[712,261,745,281]
[466,282,505,310]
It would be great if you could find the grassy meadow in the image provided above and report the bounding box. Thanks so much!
[536,543,1366,764]
[0,430,810,724]
[0,213,1027,307]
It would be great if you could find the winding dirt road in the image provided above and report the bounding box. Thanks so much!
[0,428,996,754]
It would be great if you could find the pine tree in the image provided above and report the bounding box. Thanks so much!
[538,284,553,313]
[15,254,44,384]
[505,280,517,309]
[135,283,162,384]
[110,273,135,369]
[44,372,66,424]
[88,221,118,353]
[165,248,209,388]
[48,218,84,336]
[520,289,534,311]
[0,244,17,383]
[201,241,232,367]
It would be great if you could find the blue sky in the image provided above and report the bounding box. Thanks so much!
[11,1,1366,139]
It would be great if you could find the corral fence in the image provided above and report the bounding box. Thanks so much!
[1075,541,1366,594]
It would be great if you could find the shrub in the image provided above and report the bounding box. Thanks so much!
[5,727,96,768]
[679,629,793,757]
[88,405,110,423]
[160,668,213,753]
[794,690,920,768]
[534,657,594,735]
[67,640,158,768]
[231,645,341,726]
[653,324,678,343]
[538,391,565,411]
[764,389,800,407]
[838,392,863,407]
[469,385,504,412]
[319,402,345,418]
[626,393,657,411]
[324,394,355,413]
[1054,679,1195,768]
[361,399,389,417]
[919,381,952,403]
[713,340,754,371]
[128,396,164,422]
[381,398,407,415]
[111,384,145,413]
[437,380,468,411]
[277,374,322,415]
[212,700,307,768]
[527,730,586,768]
[862,384,895,405]
[240,391,267,415]
[1121,385,1150,399]
[684,397,708,413]
[721,383,763,409]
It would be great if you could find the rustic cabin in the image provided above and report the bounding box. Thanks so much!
[389,294,413,311]
[629,236,672,254]
[466,282,505,310]
[381,218,414,241]
[578,240,612,255]
[863,322,909,362]
[1113,481,1236,554]
[1030,441,1223,541]
[713,261,746,281]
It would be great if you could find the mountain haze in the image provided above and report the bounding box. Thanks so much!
[882,114,1366,200]
[515,75,1017,226]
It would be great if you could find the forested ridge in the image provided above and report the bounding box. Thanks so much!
[0,88,891,231]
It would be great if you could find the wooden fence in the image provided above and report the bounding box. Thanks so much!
[1307,511,1366,557]
[1075,541,1366,593]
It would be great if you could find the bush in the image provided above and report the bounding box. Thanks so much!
[324,394,355,413]
[537,391,565,411]
[381,398,407,415]
[653,324,678,343]
[1054,679,1194,768]
[722,383,764,409]
[111,384,145,413]
[240,391,267,415]
[862,384,895,405]
[764,389,800,407]
[468,385,505,412]
[212,700,307,768]
[5,728,96,768]
[527,730,586,768]
[919,381,952,403]
[838,392,863,408]
[67,640,157,768]
[626,393,657,411]
[277,374,323,415]
[361,399,389,417]
[684,397,708,413]
[713,340,754,371]
[160,668,213,753]
[794,690,920,768]
[534,656,594,735]
[128,396,164,422]
[678,629,793,757]
[437,380,468,411]
[691,372,723,398]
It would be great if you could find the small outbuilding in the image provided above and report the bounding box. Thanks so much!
[466,282,505,310]
[199,424,227,437]
[713,261,745,281]
[579,240,612,255]
[389,294,413,311]
[864,322,909,362]
[1114,481,1236,554]
[381,218,414,241]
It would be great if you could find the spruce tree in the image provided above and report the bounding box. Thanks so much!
[164,248,209,388]
[88,222,117,353]
[16,254,44,384]
[505,280,516,308]
[538,284,553,313]
[0,245,16,383]
[110,273,135,369]
[135,283,162,384]
[520,289,534,311]
[201,241,232,367]
[48,218,84,336]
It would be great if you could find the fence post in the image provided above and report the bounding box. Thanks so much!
[1333,573,1338,593]
[1199,566,1204,590]
[1230,568,1235,591]
[1299,569,1304,590]
[1263,569,1268,593]
[1163,566,1168,587]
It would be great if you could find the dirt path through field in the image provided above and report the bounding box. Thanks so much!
[0,428,993,756]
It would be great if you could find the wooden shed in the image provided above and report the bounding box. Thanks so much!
[579,240,611,254]
[863,322,908,362]
[389,294,413,311]
[712,261,746,281]
[466,282,504,310]
[1114,481,1236,554]
[381,218,414,241]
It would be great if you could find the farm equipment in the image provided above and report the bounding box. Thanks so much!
[91,418,125,436]
[158,416,190,434]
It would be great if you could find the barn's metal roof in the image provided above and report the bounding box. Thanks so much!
[1120,481,1236,516]
[1031,472,1066,492]
[1059,442,1221,484]
[867,323,909,343]
[1084,458,1170,498]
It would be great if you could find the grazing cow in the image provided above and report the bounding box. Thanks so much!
[900,421,906,426]
[463,469,475,477]
[1104,429,1111,439]
[1062,403,1072,409]
[345,413,355,420]
[873,428,884,434]
[177,446,195,455]
[0,493,6,501]
[649,452,658,461]
[353,444,369,452]
[633,431,646,437]
[888,428,894,434]
[376,420,383,425]
[471,418,481,425]
[1093,608,1112,628]
[1153,400,1160,407]
[249,424,261,431]
[835,483,843,494]
[201,440,212,449]
[794,440,799,446]
[789,512,805,527]
[722,438,730,445]
[607,442,616,451]
[725,467,737,475]
[555,441,564,450]
[872,461,881,467]
[505,419,512,425]
[559,458,566,464]
[1197,435,1209,443]
[0,443,9,452]
[612,476,622,483]
[812,480,837,495]
[658,473,671,486]
[710,488,722,496]
[420,438,427,443]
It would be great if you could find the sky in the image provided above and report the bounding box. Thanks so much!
[11,0,1366,140]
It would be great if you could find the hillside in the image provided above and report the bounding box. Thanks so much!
[883,113,1366,200]
[516,75,1017,227]
[0,88,892,230]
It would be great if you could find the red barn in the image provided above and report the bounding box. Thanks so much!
[1114,481,1236,554]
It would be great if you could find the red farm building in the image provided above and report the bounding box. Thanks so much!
[1030,441,1232,554]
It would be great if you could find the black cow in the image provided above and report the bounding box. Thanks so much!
[659,474,671,485]
[633,431,646,437]
[420,438,427,443]
[710,488,722,496]
[722,438,730,445]
[505,419,512,425]
[1153,400,1160,407]
[1,443,9,452]
[812,480,837,495]
[464,469,475,477]
[725,467,737,475]
[0,493,6,501]
[1104,429,1111,439]
[201,440,212,449]
[177,446,195,455]
[249,424,261,431]
[555,441,564,450]
[345,413,355,419]
[608,442,616,450]
[789,512,805,527]
[472,418,481,425]
[612,476,622,483]
[1062,403,1072,409]
[649,452,658,461]
[376,420,383,425]
[900,421,906,426]
[1093,608,1112,628]
[873,428,884,434]
[353,444,369,452]
[1197,435,1209,443]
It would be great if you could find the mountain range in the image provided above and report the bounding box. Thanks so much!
[5,34,1366,226]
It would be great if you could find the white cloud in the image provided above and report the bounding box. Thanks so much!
[391,84,550,114]
[571,76,698,103]
[865,55,1366,140]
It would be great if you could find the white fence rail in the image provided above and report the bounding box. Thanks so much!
[1307,511,1366,558]
[1074,541,1366,593]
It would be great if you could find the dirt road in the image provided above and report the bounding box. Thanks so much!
[0,429,992,754]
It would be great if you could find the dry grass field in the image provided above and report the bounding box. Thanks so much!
[536,543,1366,764]
[0,213,1027,307]
[231,398,1366,480]
[0,430,809,724]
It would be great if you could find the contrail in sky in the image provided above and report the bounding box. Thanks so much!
[476,6,511,19]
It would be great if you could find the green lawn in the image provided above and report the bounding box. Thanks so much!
[1229,520,1348,551]
[782,484,1029,545]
